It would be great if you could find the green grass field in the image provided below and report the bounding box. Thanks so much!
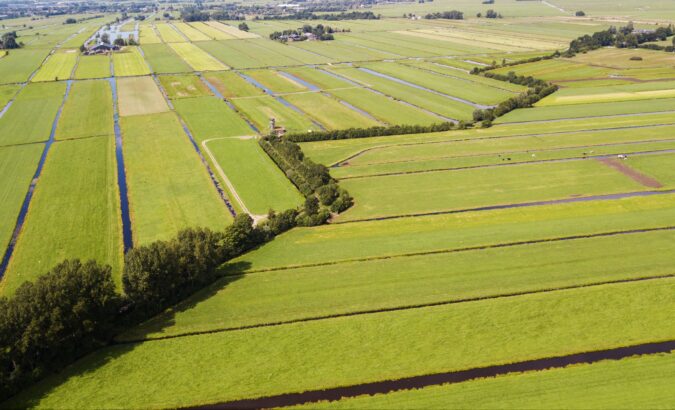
[139,25,162,44]
[172,22,211,42]
[155,23,186,43]
[283,92,381,130]
[112,47,151,77]
[1,137,122,295]
[281,67,354,90]
[172,96,253,141]
[55,80,113,140]
[0,82,66,146]
[121,112,233,244]
[168,42,228,72]
[0,84,21,108]
[232,95,321,134]
[158,74,212,99]
[0,144,44,266]
[189,22,235,41]
[244,69,307,94]
[8,278,675,408]
[73,55,111,79]
[203,71,265,98]
[31,50,78,82]
[140,43,192,74]
[302,353,675,409]
[339,159,656,221]
[203,137,304,214]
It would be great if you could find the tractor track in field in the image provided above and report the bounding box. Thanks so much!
[329,122,675,167]
[333,189,675,224]
[187,340,675,409]
[115,226,675,344]
[117,273,675,345]
[597,157,663,188]
[336,147,675,180]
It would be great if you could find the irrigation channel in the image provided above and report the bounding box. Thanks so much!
[197,74,260,134]
[236,72,327,131]
[109,76,134,252]
[0,81,73,278]
[152,74,237,217]
[189,340,675,409]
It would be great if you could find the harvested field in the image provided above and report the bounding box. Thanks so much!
[158,74,212,99]
[116,76,169,117]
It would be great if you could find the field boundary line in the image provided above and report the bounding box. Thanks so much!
[334,189,675,224]
[188,339,675,409]
[119,273,675,344]
[498,109,675,125]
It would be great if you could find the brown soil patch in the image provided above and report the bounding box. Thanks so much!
[597,157,663,188]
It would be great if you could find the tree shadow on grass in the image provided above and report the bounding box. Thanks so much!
[4,261,252,408]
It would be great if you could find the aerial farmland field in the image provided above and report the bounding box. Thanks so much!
[1,2,674,409]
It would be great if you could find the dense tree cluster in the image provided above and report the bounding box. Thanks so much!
[269,24,342,42]
[575,10,585,16]
[566,23,674,55]
[472,72,558,126]
[424,10,463,19]
[0,31,20,49]
[259,136,353,216]
[285,122,456,142]
[181,6,211,22]
[263,11,380,20]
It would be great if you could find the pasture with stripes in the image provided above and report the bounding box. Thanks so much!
[0,1,674,408]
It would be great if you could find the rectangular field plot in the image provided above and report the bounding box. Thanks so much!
[290,40,392,62]
[155,23,187,43]
[189,22,235,40]
[173,97,253,141]
[281,67,354,90]
[538,80,675,106]
[1,137,122,295]
[56,80,113,140]
[0,82,66,146]
[203,137,303,214]
[338,159,665,221]
[0,84,21,108]
[491,59,614,82]
[328,88,446,126]
[243,69,307,94]
[168,42,228,72]
[327,66,474,121]
[232,95,321,134]
[158,74,212,99]
[0,144,43,267]
[121,112,232,244]
[73,54,111,79]
[141,43,191,74]
[12,278,675,408]
[283,92,381,130]
[112,47,151,77]
[117,76,169,117]
[197,39,329,69]
[205,21,259,39]
[302,353,675,409]
[497,97,675,123]
[0,47,49,84]
[121,228,675,339]
[31,49,78,82]
[139,25,162,44]
[172,22,210,42]
[203,71,264,98]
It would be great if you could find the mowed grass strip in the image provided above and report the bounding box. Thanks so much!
[232,95,320,134]
[203,71,264,98]
[172,96,253,141]
[122,228,675,340]
[189,22,235,40]
[168,42,228,72]
[140,43,191,74]
[205,21,259,39]
[112,47,151,77]
[172,22,210,42]
[158,74,212,99]
[155,23,186,43]
[117,76,169,117]
[328,88,441,126]
[302,353,675,409]
[73,55,111,79]
[228,194,675,272]
[56,80,113,140]
[31,50,78,82]
[0,144,44,265]
[121,112,232,244]
[0,82,66,146]
[9,278,675,408]
[204,137,303,215]
[1,137,122,295]
[338,159,655,221]
[283,92,381,130]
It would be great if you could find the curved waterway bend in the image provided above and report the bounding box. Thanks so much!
[109,77,134,251]
[0,81,73,278]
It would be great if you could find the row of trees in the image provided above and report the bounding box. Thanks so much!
[259,136,353,217]
[285,122,457,142]
[264,11,380,21]
[0,31,20,49]
[477,9,502,18]
[567,23,674,55]
[0,209,316,399]
[424,10,463,19]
